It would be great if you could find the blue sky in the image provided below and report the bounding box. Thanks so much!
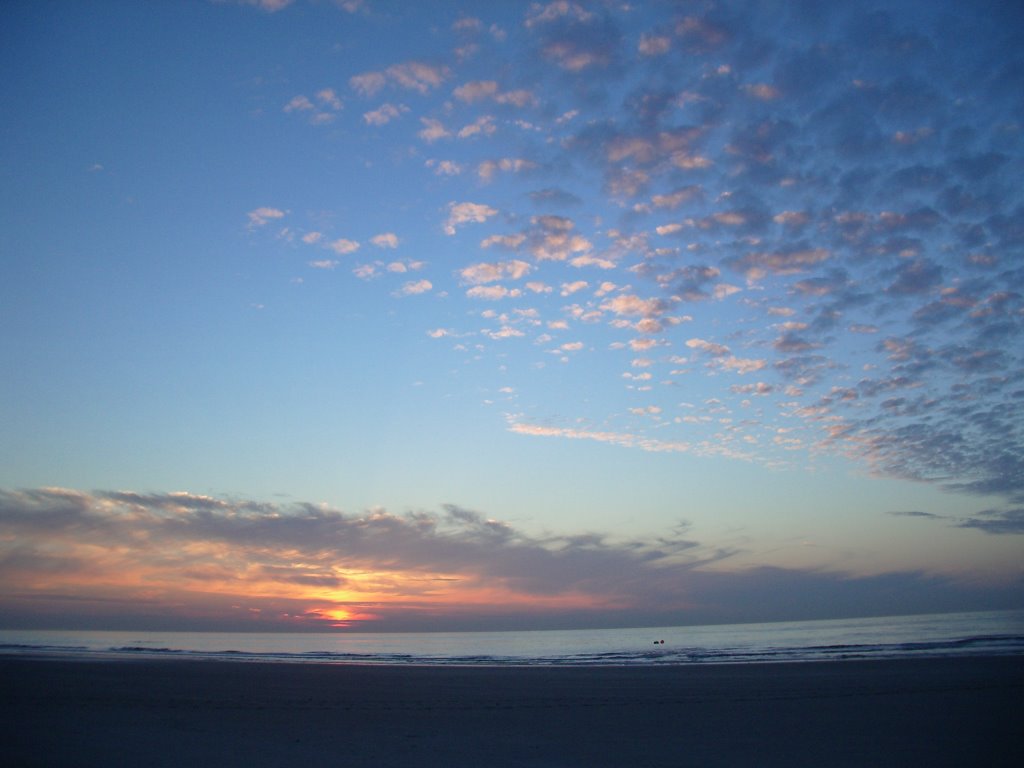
[0,0,1021,631]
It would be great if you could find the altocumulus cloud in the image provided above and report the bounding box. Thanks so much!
[244,1,1023,519]
[1,488,1018,632]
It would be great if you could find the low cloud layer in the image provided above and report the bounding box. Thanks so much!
[2,488,1018,632]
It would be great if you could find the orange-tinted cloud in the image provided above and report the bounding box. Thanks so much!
[2,488,1019,632]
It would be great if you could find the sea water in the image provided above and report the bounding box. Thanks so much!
[1,609,1021,666]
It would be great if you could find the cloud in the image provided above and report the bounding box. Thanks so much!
[530,188,582,207]
[525,1,594,27]
[426,159,463,176]
[956,509,1024,535]
[651,186,703,209]
[453,80,538,108]
[18,2,1024,622]
[349,71,387,96]
[453,80,499,102]
[395,279,432,296]
[560,280,588,296]
[742,83,781,100]
[230,0,294,12]
[518,215,593,262]
[774,210,809,228]
[674,14,729,52]
[445,202,498,235]
[352,263,378,279]
[684,342,765,378]
[477,158,536,182]
[458,115,496,139]
[460,260,532,285]
[888,510,944,519]
[494,89,537,107]
[467,285,521,300]
[486,325,526,339]
[638,34,671,56]
[729,248,831,282]
[482,234,527,250]
[371,233,399,249]
[283,95,314,112]
[525,1,620,74]
[2,487,1018,631]
[247,207,286,228]
[601,294,668,318]
[546,42,604,72]
[284,89,343,123]
[884,258,943,295]
[386,259,423,273]
[686,338,730,357]
[720,356,767,374]
[731,382,774,396]
[509,420,689,454]
[418,118,451,143]
[888,507,1024,536]
[315,88,342,110]
[452,16,482,32]
[328,238,360,255]
[636,263,722,302]
[386,61,449,93]
[462,1,1024,509]
[350,61,450,97]
[363,102,409,126]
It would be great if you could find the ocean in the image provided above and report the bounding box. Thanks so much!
[2,609,1021,666]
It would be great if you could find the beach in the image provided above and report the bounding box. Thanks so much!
[2,656,1021,767]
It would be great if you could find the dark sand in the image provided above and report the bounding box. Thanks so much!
[1,656,1021,767]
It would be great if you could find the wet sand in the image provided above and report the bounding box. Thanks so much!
[1,655,1021,767]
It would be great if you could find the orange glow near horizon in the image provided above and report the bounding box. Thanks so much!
[2,527,625,629]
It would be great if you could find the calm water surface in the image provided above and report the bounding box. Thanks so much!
[2,609,1021,666]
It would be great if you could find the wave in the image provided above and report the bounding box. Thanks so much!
[3,633,1023,667]
[3,611,1022,666]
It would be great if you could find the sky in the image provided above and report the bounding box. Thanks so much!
[1,0,1022,633]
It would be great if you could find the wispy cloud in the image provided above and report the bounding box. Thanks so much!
[956,509,1024,535]
[507,419,690,454]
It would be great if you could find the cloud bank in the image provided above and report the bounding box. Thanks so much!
[2,488,1018,632]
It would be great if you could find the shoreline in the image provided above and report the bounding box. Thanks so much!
[2,655,1021,766]
[2,648,1023,668]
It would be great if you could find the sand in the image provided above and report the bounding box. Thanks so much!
[1,655,1021,767]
